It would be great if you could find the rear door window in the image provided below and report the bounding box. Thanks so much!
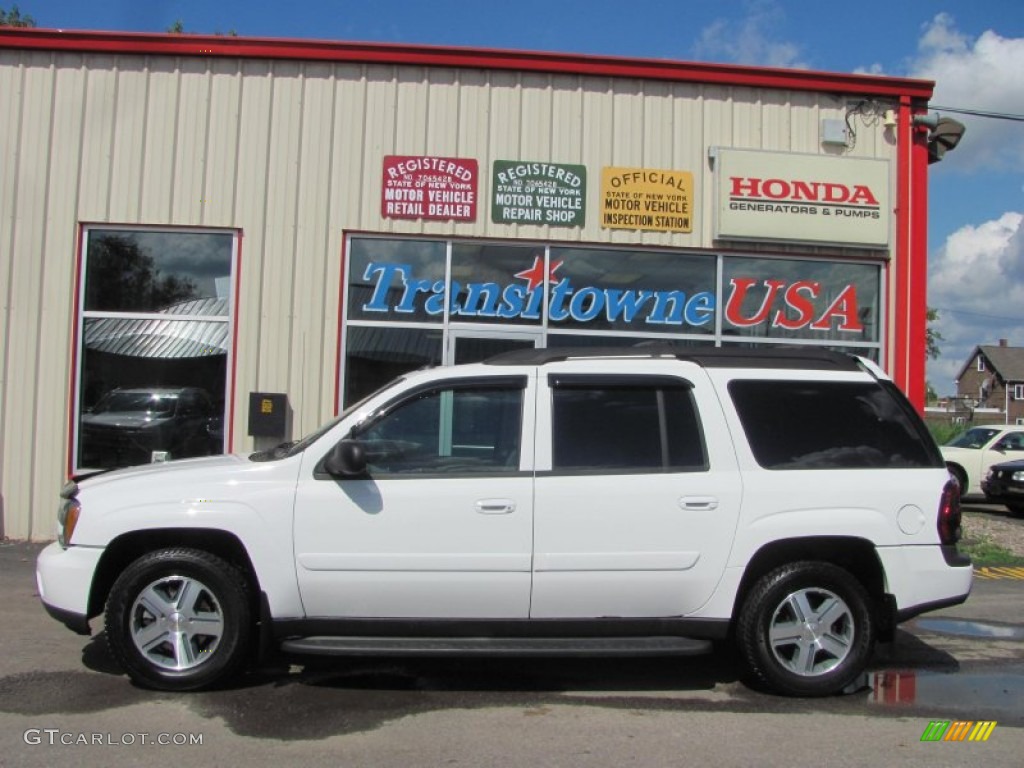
[549,375,706,473]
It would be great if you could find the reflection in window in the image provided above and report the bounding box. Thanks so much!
[449,243,543,325]
[76,229,235,471]
[344,326,443,407]
[356,385,524,474]
[721,256,880,343]
[348,238,446,323]
[549,247,717,334]
[84,230,232,313]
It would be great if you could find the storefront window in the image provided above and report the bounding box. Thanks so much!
[75,228,235,471]
[549,247,717,335]
[348,238,446,323]
[721,256,880,344]
[343,326,443,406]
[341,236,885,408]
[449,243,543,325]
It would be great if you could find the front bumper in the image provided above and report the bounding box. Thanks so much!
[980,476,1024,504]
[35,542,103,636]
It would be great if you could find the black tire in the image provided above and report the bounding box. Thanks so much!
[1008,505,1024,518]
[104,548,252,691]
[736,561,875,697]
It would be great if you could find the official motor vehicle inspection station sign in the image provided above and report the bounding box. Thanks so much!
[600,167,694,233]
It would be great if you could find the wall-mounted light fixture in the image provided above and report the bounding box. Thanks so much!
[912,113,967,164]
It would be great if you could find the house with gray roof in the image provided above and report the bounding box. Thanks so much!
[954,340,1024,424]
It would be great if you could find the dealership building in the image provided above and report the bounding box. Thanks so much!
[1,28,943,539]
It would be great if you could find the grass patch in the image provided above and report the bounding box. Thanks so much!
[959,535,1024,566]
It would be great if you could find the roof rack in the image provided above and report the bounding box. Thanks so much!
[483,343,862,371]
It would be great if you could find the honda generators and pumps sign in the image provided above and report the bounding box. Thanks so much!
[714,148,890,248]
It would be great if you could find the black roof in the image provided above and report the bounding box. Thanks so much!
[484,344,863,371]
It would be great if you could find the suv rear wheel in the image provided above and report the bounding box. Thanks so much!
[736,561,875,697]
[104,548,251,691]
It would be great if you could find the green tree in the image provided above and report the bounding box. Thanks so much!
[926,307,943,360]
[924,307,944,405]
[167,20,238,36]
[86,235,199,312]
[0,5,36,27]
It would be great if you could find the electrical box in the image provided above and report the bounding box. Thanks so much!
[821,119,847,145]
[248,392,288,437]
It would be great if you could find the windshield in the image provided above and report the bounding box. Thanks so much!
[946,427,1001,449]
[92,392,177,415]
[249,378,406,461]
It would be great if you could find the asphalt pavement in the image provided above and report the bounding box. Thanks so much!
[1,539,1022,767]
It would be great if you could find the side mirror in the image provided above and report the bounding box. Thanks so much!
[323,439,367,477]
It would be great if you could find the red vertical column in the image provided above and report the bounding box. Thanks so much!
[892,96,930,410]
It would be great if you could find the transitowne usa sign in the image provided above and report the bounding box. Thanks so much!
[714,148,891,248]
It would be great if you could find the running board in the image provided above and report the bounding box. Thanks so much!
[280,635,713,657]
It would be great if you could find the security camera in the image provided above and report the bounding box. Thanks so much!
[912,113,940,130]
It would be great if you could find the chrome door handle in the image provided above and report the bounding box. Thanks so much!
[679,496,719,511]
[475,499,516,514]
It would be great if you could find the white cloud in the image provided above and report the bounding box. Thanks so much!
[692,1,807,69]
[910,13,1024,171]
[927,212,1024,392]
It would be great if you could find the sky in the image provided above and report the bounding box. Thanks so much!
[16,0,1024,394]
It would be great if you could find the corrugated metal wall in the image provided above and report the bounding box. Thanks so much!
[0,50,896,540]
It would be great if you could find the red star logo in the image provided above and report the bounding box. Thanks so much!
[514,255,562,292]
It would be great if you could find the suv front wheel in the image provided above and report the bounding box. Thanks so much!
[104,548,252,691]
[736,561,875,697]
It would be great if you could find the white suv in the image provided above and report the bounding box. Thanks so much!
[37,347,972,697]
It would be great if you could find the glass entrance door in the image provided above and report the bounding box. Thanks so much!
[447,330,542,366]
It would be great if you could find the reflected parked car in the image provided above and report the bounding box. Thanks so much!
[940,425,1024,497]
[981,459,1024,517]
[80,387,217,468]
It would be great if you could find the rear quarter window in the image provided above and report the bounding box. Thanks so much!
[729,379,942,470]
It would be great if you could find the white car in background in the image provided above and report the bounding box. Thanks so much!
[941,425,1024,496]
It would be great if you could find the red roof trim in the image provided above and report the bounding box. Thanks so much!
[0,28,934,99]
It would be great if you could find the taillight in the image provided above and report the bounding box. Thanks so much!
[938,478,962,545]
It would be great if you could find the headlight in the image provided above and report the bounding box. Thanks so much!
[1012,471,1024,482]
[57,499,80,547]
[57,483,81,548]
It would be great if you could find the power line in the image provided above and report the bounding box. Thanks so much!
[933,306,1024,323]
[929,105,1024,123]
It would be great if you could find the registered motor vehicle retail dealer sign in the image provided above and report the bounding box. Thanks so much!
[714,148,890,248]
[600,167,694,233]
[491,161,586,226]
[382,155,478,221]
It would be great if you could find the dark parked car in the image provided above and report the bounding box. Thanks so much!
[981,459,1024,517]
[80,387,217,468]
